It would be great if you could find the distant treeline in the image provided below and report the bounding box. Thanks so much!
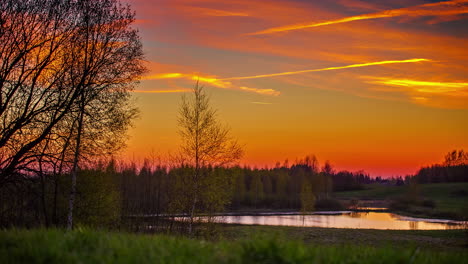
[413,164,468,183]
[122,158,374,216]
[2,151,466,230]
[229,165,371,210]
[411,150,468,184]
[0,157,373,229]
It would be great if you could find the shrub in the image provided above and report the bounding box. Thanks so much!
[421,199,436,209]
[314,199,344,210]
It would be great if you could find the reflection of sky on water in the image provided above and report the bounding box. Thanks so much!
[201,212,464,230]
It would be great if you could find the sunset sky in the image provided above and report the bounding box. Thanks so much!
[123,0,468,177]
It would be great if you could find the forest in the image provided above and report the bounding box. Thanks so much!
[1,151,466,231]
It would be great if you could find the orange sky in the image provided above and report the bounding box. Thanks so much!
[122,0,468,177]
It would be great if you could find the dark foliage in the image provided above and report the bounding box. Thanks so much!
[414,164,468,183]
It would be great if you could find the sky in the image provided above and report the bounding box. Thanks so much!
[122,0,468,177]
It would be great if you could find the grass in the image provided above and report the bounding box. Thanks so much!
[1,228,467,264]
[216,224,468,251]
[334,184,405,200]
[334,182,468,219]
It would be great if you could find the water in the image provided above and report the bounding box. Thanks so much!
[195,212,466,230]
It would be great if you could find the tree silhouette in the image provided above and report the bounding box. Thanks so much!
[176,82,243,234]
[0,0,145,229]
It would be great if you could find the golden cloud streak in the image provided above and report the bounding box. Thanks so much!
[143,72,280,96]
[248,0,468,35]
[189,7,249,17]
[133,89,191,93]
[240,86,280,96]
[251,101,273,105]
[221,59,430,81]
[148,73,183,79]
[368,77,468,94]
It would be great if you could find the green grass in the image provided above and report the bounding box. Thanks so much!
[1,228,467,264]
[334,182,468,219]
[216,224,468,251]
[334,184,405,200]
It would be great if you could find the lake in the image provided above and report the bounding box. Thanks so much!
[194,211,466,230]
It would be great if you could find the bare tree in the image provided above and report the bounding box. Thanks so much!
[177,82,243,235]
[444,150,468,166]
[0,0,82,183]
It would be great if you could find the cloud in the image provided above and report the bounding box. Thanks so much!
[251,101,273,105]
[221,58,430,80]
[181,7,249,17]
[143,72,281,96]
[364,76,468,108]
[247,0,468,35]
[240,87,280,96]
[133,89,191,93]
[143,73,184,80]
[366,77,468,94]
[133,0,468,109]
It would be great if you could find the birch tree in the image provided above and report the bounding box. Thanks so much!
[177,83,243,235]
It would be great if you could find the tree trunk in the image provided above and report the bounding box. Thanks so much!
[39,173,49,227]
[67,103,85,231]
[188,195,197,235]
[53,175,58,226]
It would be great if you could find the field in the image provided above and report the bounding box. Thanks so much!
[1,228,467,264]
[334,182,468,219]
[216,224,468,251]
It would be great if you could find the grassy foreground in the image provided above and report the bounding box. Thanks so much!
[1,229,467,264]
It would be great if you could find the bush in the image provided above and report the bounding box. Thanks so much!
[421,199,436,209]
[314,199,344,210]
[450,189,468,197]
[389,198,410,211]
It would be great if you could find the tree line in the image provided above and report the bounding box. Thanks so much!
[0,156,373,228]
[412,150,468,184]
[2,145,464,232]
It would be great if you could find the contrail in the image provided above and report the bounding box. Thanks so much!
[220,59,430,81]
[247,0,468,35]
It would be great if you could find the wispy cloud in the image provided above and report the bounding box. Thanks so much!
[143,72,281,96]
[251,101,273,105]
[133,89,191,93]
[221,59,430,80]
[142,73,184,80]
[366,77,468,94]
[141,59,431,98]
[184,7,249,17]
[364,76,468,108]
[247,0,468,35]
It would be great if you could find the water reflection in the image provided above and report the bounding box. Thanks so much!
[409,221,418,230]
[197,212,465,230]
